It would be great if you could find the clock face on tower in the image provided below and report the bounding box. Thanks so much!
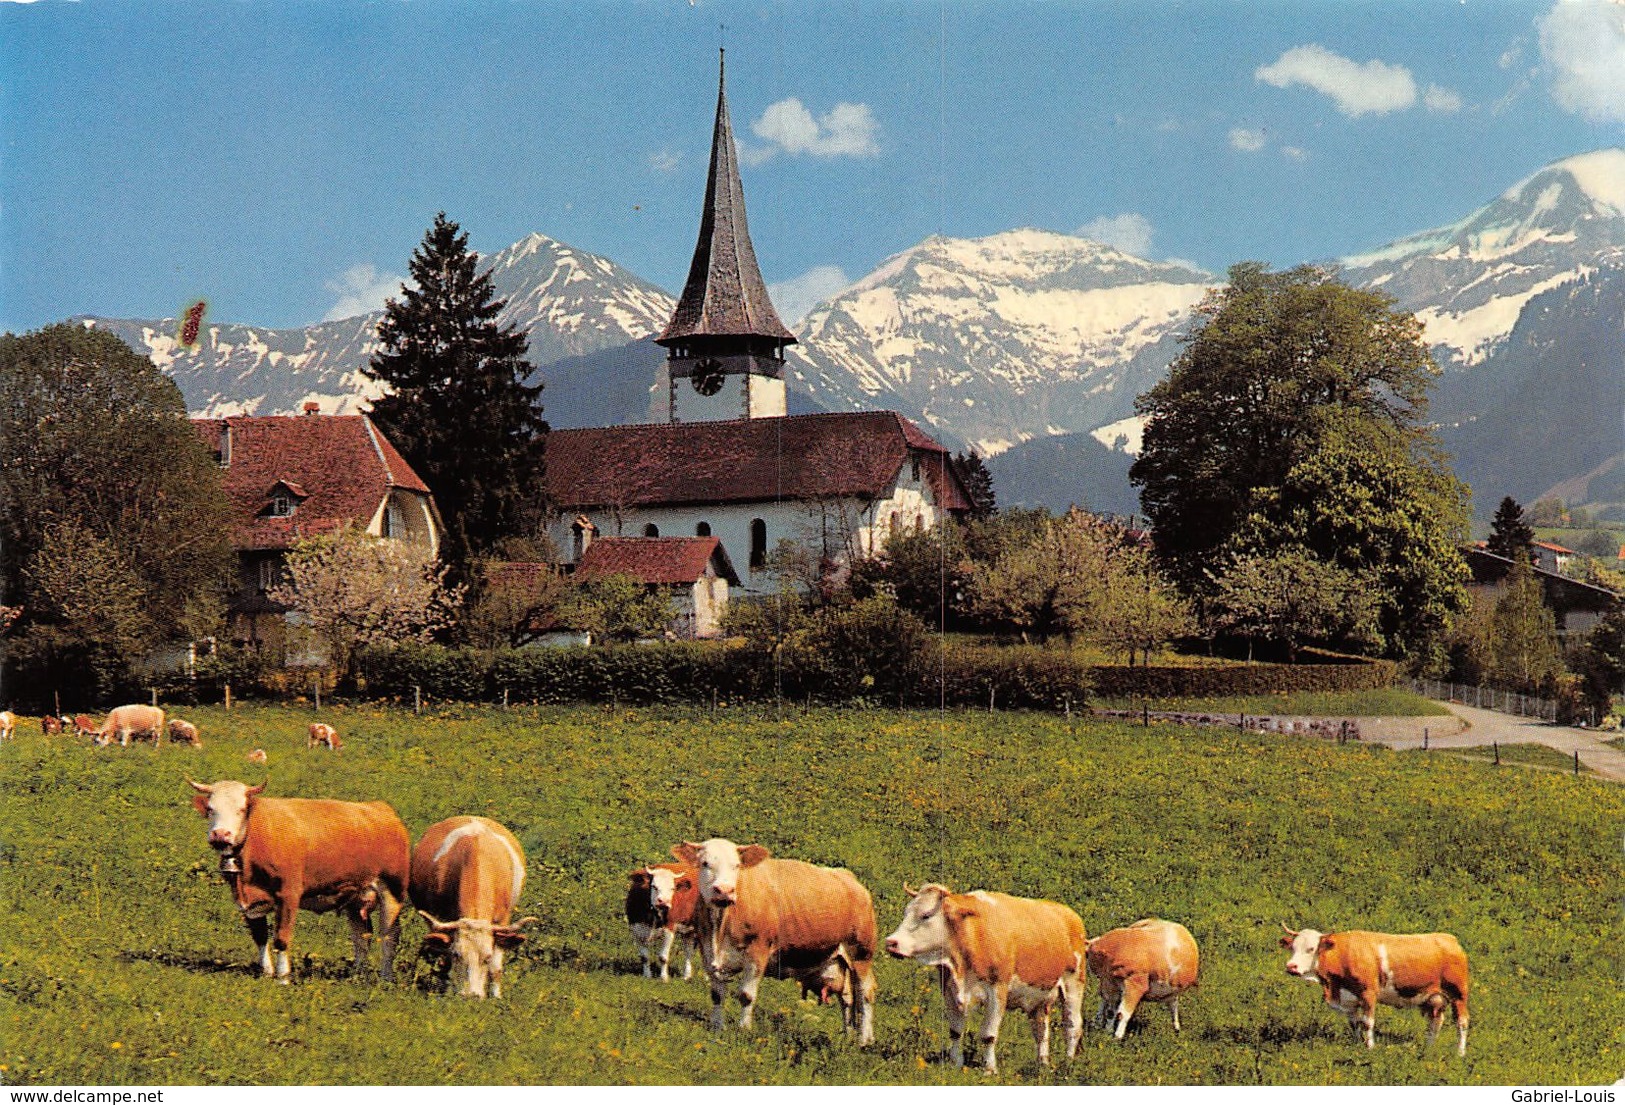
[691,357,725,396]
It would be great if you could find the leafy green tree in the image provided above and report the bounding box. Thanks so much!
[1092,543,1193,665]
[1130,262,1469,662]
[1486,496,1536,562]
[1488,560,1564,693]
[560,575,673,644]
[1528,497,1566,526]
[951,451,997,520]
[849,524,970,629]
[1208,548,1379,662]
[0,323,233,706]
[461,557,570,649]
[364,213,548,577]
[267,525,464,684]
[965,509,1115,644]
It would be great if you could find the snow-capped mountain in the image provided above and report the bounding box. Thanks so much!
[1341,149,1625,370]
[82,234,675,419]
[785,229,1214,455]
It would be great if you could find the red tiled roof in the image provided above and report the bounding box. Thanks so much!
[574,537,739,586]
[1533,540,1575,555]
[545,411,972,512]
[192,414,434,552]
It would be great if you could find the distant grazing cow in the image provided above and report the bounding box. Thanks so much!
[673,838,878,1044]
[247,748,269,765]
[187,778,409,983]
[886,883,1087,1072]
[308,722,341,750]
[167,718,202,747]
[1086,918,1200,1039]
[411,816,534,999]
[41,715,63,735]
[625,862,699,981]
[1281,925,1470,1055]
[72,714,98,739]
[97,704,165,748]
[0,711,14,741]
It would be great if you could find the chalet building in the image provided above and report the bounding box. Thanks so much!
[193,405,442,656]
[544,52,970,591]
[1532,540,1576,575]
[1463,546,1619,637]
[575,536,739,639]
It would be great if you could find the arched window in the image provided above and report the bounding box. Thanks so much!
[749,518,767,569]
[695,521,711,537]
[571,522,586,561]
[644,523,660,538]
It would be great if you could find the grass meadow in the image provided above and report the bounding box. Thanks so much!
[1,702,1621,1086]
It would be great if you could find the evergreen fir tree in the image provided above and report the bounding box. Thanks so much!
[1486,495,1536,563]
[951,451,997,519]
[364,213,548,576]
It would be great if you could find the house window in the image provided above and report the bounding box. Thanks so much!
[911,455,922,482]
[257,558,280,593]
[571,522,587,561]
[269,493,294,518]
[695,521,711,537]
[384,500,406,538]
[750,518,767,570]
[644,523,660,538]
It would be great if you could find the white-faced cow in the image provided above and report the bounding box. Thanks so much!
[187,778,409,984]
[167,718,202,747]
[625,862,699,981]
[673,838,878,1045]
[307,722,341,750]
[885,883,1088,1072]
[1086,918,1200,1039]
[0,711,15,742]
[98,704,165,748]
[410,816,534,999]
[1281,925,1470,1055]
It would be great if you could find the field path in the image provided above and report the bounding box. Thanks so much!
[1368,703,1625,782]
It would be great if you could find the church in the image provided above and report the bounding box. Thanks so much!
[543,54,970,598]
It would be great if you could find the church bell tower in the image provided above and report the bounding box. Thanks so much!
[655,50,796,424]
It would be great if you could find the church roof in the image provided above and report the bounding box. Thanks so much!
[656,52,796,347]
[574,537,740,586]
[544,411,972,512]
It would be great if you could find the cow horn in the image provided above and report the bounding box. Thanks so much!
[902,882,919,898]
[513,915,540,929]
[186,777,213,794]
[417,910,460,932]
[1280,921,1299,938]
[246,778,267,797]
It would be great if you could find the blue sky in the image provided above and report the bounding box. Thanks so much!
[3,0,1622,333]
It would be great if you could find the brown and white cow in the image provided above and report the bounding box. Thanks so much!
[1086,918,1200,1039]
[72,714,98,740]
[885,884,1088,1072]
[673,838,878,1044]
[0,711,15,741]
[187,778,409,984]
[97,704,165,748]
[625,862,699,981]
[1281,925,1470,1055]
[308,722,341,750]
[167,718,202,747]
[411,816,533,999]
[41,714,64,735]
[247,748,269,765]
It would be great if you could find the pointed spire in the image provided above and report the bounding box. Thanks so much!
[657,50,796,347]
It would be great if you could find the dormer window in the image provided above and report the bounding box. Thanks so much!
[269,493,295,518]
[261,480,307,519]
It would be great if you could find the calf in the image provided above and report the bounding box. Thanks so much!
[247,748,269,765]
[97,704,165,748]
[1086,918,1200,1039]
[886,883,1087,1072]
[674,838,878,1045]
[0,711,14,741]
[187,778,409,983]
[1281,924,1470,1055]
[167,718,202,747]
[308,722,341,750]
[72,714,98,739]
[411,816,533,998]
[41,715,64,735]
[625,863,699,981]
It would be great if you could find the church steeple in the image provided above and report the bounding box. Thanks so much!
[656,51,795,424]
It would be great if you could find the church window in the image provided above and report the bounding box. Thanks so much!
[750,519,767,569]
[911,455,922,483]
[696,522,712,537]
[644,523,660,538]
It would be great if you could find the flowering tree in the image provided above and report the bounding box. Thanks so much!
[268,525,463,682]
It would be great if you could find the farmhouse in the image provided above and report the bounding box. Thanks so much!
[192,406,443,657]
[543,52,971,592]
[574,536,739,639]
[1462,545,1619,637]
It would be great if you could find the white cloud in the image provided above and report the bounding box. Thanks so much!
[323,263,402,322]
[1423,84,1464,113]
[1281,145,1309,162]
[649,150,680,173]
[1255,44,1417,117]
[1540,0,1625,123]
[1077,213,1155,257]
[768,265,851,327]
[1229,127,1268,152]
[750,97,880,160]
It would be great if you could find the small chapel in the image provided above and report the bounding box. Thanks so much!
[543,53,970,602]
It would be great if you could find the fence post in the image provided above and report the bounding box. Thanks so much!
[224,683,232,711]
[989,686,996,714]
[414,685,421,715]
[503,687,509,711]
[313,678,321,713]
[1574,750,1581,777]
[1423,727,1429,751]
[1143,703,1150,727]
[150,687,158,708]
[1493,741,1500,766]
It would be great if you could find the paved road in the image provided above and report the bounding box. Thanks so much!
[1367,703,1625,782]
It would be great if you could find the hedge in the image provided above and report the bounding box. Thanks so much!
[353,639,1393,711]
